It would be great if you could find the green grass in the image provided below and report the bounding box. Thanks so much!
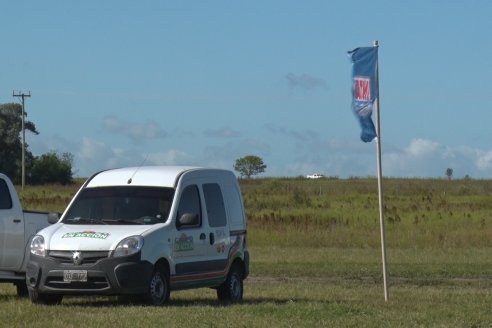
[16,184,80,213]
[245,178,492,249]
[1,277,490,327]
[251,246,492,281]
[2,177,491,327]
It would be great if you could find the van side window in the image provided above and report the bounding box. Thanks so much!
[176,185,201,228]
[0,179,13,210]
[203,183,227,228]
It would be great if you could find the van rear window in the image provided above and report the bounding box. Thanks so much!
[203,183,227,228]
[62,186,175,225]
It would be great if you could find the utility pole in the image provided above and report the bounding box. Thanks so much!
[12,91,31,190]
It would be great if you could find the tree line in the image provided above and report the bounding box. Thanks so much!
[0,103,73,185]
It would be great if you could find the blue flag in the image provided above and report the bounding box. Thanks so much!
[348,46,378,142]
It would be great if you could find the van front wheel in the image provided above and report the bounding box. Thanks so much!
[217,265,243,303]
[145,268,170,305]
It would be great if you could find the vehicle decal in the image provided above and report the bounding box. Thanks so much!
[174,233,194,252]
[171,233,245,285]
[171,270,227,284]
[216,242,226,253]
[61,231,110,239]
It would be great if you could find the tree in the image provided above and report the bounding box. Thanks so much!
[0,103,38,183]
[0,102,74,185]
[234,155,267,179]
[30,152,74,185]
[445,167,453,180]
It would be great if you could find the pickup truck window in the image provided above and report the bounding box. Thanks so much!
[62,186,174,225]
[0,178,13,209]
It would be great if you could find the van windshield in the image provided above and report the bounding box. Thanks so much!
[62,186,175,225]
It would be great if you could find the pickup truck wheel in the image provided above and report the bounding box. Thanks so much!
[145,268,170,306]
[217,264,243,303]
[28,289,63,305]
[15,281,28,297]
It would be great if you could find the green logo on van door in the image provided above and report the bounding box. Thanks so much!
[174,233,194,251]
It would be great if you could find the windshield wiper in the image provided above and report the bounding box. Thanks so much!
[65,217,107,225]
[101,219,144,225]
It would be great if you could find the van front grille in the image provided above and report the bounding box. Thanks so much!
[48,250,110,266]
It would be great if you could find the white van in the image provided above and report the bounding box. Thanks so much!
[26,166,249,305]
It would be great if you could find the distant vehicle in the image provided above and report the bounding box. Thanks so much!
[306,173,324,179]
[0,173,52,296]
[27,166,249,305]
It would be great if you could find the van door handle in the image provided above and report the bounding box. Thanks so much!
[200,233,206,240]
[13,219,21,223]
[209,233,215,245]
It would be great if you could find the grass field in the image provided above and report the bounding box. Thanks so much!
[1,177,491,327]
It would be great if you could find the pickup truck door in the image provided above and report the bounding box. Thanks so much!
[0,177,25,269]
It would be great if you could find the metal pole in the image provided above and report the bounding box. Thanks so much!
[21,96,25,190]
[13,91,31,190]
[373,40,389,301]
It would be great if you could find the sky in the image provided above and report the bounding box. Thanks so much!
[1,1,491,178]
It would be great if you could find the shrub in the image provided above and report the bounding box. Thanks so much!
[29,151,74,185]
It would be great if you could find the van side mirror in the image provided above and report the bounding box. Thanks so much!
[48,212,60,224]
[178,213,199,228]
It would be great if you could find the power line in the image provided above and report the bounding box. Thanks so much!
[12,90,31,190]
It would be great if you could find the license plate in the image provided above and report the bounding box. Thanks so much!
[63,270,87,282]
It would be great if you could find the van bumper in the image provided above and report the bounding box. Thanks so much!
[26,251,153,295]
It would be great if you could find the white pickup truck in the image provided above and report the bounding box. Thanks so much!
[0,173,52,296]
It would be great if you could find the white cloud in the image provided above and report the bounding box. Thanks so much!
[383,139,492,178]
[203,127,241,138]
[200,139,271,169]
[75,137,136,176]
[405,138,441,157]
[146,150,192,166]
[262,134,492,179]
[26,128,492,179]
[265,124,318,142]
[476,150,492,170]
[102,115,166,141]
[28,134,76,156]
[78,137,106,161]
[285,73,328,91]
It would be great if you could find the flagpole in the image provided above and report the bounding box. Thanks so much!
[373,40,389,301]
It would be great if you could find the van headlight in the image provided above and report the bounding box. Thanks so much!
[112,236,144,257]
[30,235,46,257]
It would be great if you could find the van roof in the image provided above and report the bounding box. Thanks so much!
[86,166,203,188]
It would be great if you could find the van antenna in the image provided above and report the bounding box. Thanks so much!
[127,155,148,184]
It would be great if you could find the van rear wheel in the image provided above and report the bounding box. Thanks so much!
[217,264,243,303]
